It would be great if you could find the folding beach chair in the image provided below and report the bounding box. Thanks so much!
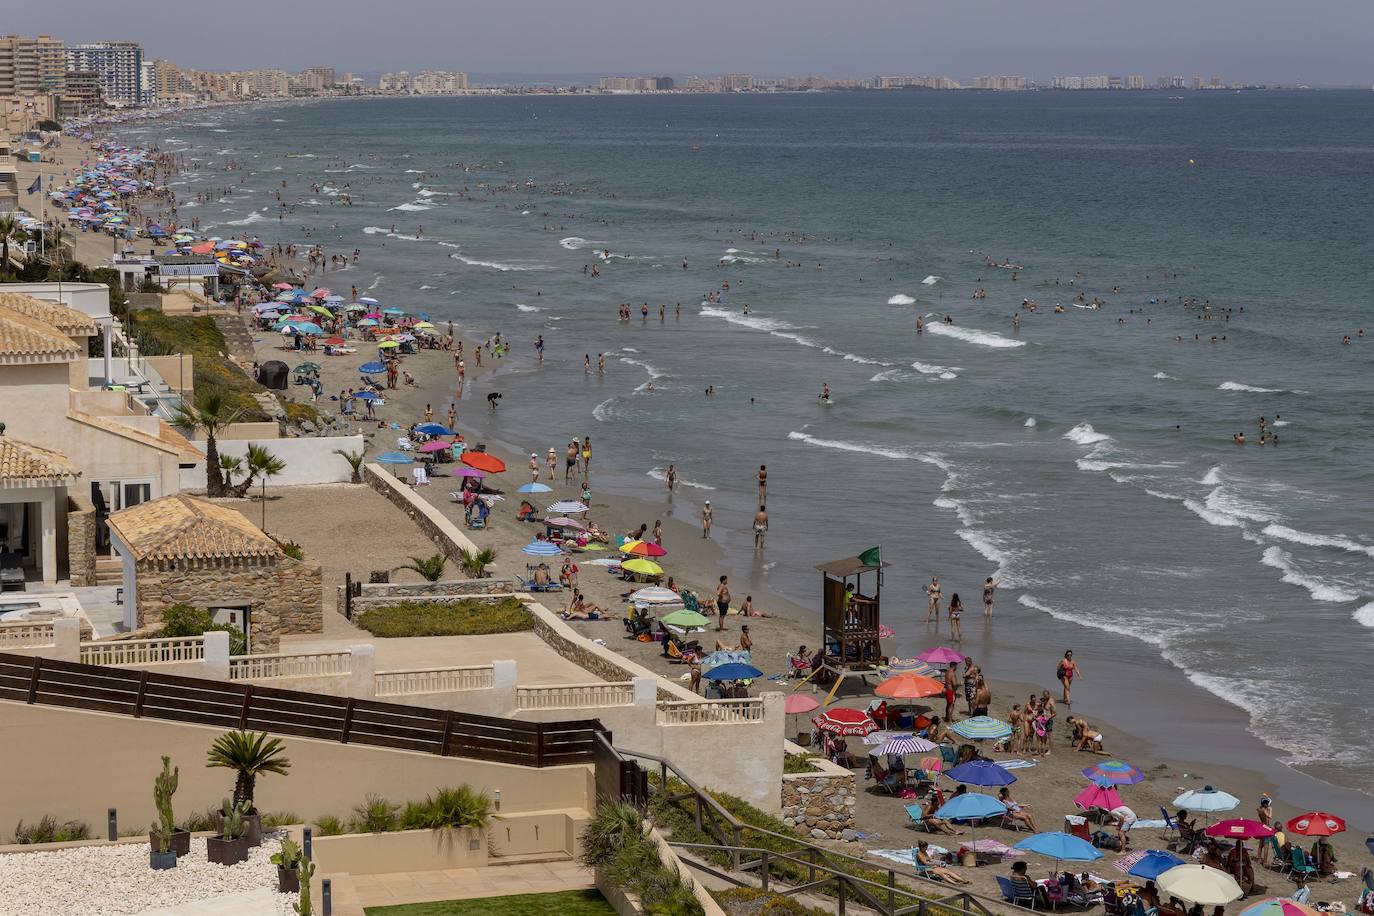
[904,803,933,833]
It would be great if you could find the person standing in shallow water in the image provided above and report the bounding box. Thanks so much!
[983,577,1000,617]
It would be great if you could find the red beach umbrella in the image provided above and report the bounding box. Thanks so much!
[460,451,506,474]
[1204,819,1275,840]
[324,336,346,345]
[1285,812,1345,837]
[874,674,944,700]
[812,707,877,736]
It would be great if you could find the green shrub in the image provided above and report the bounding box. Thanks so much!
[270,537,305,560]
[348,795,399,834]
[260,811,299,829]
[581,803,704,916]
[715,887,831,916]
[14,815,91,844]
[157,603,247,655]
[312,814,346,837]
[357,597,531,638]
[782,754,820,775]
[179,807,220,833]
[130,309,269,420]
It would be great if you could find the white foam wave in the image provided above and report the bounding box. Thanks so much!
[869,368,907,383]
[448,253,550,271]
[820,346,891,367]
[1062,423,1111,446]
[1018,594,1169,649]
[1201,466,1222,486]
[912,361,959,380]
[1271,420,1290,427]
[619,357,665,379]
[1260,547,1359,602]
[1263,524,1374,559]
[1204,487,1277,523]
[1024,417,1037,428]
[1356,602,1374,628]
[786,431,951,473]
[1218,381,1281,393]
[418,285,435,290]
[888,294,916,305]
[404,169,424,173]
[225,212,266,226]
[592,398,616,423]
[698,305,799,332]
[516,304,543,313]
[1182,498,1244,529]
[957,529,1014,575]
[416,189,444,198]
[389,202,432,212]
[923,323,1025,349]
[771,332,821,348]
[1153,372,1174,380]
[559,237,598,250]
[647,467,715,490]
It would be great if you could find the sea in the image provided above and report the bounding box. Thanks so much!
[114,90,1374,820]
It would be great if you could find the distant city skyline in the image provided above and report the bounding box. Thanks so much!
[5,0,1374,86]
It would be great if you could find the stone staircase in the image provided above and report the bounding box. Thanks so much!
[93,557,123,586]
[211,313,258,365]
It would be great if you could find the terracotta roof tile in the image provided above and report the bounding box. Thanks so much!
[108,493,281,563]
[0,293,99,336]
[0,437,80,485]
[0,307,82,360]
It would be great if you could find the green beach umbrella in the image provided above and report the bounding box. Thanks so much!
[661,610,710,628]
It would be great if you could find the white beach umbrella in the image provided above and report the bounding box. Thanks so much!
[1156,865,1243,906]
[1173,786,1239,813]
[628,587,683,605]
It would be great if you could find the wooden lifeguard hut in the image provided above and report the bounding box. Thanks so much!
[803,549,889,701]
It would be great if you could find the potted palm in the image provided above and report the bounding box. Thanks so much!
[149,756,190,866]
[271,837,303,892]
[206,798,252,866]
[206,730,291,847]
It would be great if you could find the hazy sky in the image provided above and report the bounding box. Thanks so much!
[12,0,1374,85]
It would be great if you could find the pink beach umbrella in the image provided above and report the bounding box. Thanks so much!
[417,440,451,453]
[1204,819,1275,840]
[1074,782,1124,812]
[785,694,820,715]
[917,646,965,665]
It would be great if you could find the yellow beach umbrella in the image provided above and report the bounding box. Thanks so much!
[306,304,333,316]
[621,558,663,576]
[377,340,400,349]
[413,321,435,329]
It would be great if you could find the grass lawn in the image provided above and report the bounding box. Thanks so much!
[356,597,533,638]
[364,889,613,915]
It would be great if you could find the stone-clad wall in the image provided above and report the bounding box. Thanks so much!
[134,553,323,653]
[363,464,479,562]
[780,765,857,841]
[337,579,519,613]
[66,499,98,588]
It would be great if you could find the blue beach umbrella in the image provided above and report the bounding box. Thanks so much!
[358,296,380,306]
[376,451,412,464]
[352,391,380,401]
[358,361,387,374]
[950,716,1013,741]
[521,540,563,557]
[697,650,751,668]
[1127,850,1186,881]
[947,760,1017,788]
[281,322,323,336]
[357,318,379,327]
[517,482,552,494]
[1014,832,1103,863]
[416,423,453,435]
[935,793,1007,821]
[383,307,406,315]
[703,663,764,681]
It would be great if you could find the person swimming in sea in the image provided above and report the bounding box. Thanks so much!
[819,383,831,402]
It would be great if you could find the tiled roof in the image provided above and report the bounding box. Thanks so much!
[0,308,82,360]
[108,493,281,563]
[0,437,80,485]
[0,293,99,336]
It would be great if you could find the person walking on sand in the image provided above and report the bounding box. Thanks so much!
[529,453,540,483]
[753,505,769,549]
[757,464,768,501]
[701,500,713,538]
[983,577,1000,617]
[715,575,731,631]
[652,519,663,546]
[565,441,578,482]
[447,404,456,430]
[547,447,557,481]
[1056,650,1082,704]
[948,592,965,641]
[925,576,942,623]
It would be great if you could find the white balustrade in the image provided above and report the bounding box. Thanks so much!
[656,698,765,725]
[514,681,636,710]
[374,665,495,697]
[228,650,352,680]
[78,635,205,666]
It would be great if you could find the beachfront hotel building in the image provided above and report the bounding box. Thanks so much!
[0,35,67,97]
[64,41,146,107]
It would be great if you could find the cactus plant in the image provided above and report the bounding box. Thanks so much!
[294,854,316,915]
[152,756,179,853]
[221,797,251,840]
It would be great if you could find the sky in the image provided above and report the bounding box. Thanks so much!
[11,0,1374,85]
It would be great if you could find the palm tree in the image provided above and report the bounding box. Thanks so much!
[0,216,20,271]
[174,392,243,496]
[333,448,365,484]
[456,547,497,579]
[231,443,286,499]
[396,553,447,582]
[205,730,291,813]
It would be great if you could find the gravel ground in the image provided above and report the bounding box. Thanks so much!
[0,835,297,916]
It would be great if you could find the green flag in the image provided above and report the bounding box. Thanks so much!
[857,546,881,567]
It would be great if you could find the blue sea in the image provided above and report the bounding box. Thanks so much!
[118,91,1374,819]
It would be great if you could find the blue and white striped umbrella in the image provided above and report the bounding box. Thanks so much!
[878,735,940,756]
[521,540,563,557]
[950,716,1014,741]
[545,500,589,514]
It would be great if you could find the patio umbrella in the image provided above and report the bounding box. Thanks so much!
[352,391,380,401]
[462,452,506,474]
[1014,832,1103,867]
[947,760,1016,788]
[1073,783,1123,812]
[516,482,553,494]
[1238,900,1323,916]
[1123,850,1186,882]
[324,337,347,346]
[950,716,1013,741]
[521,540,563,557]
[311,287,331,298]
[1174,786,1239,817]
[936,794,1008,859]
[698,650,751,667]
[785,694,820,715]
[661,610,711,628]
[874,674,943,700]
[545,517,588,530]
[879,735,939,756]
[629,586,683,605]
[450,467,486,478]
[375,452,413,464]
[416,423,453,435]
[621,558,663,577]
[1285,812,1345,837]
[704,662,763,681]
[1082,760,1146,785]
[546,500,589,514]
[1156,864,1243,905]
[812,708,877,737]
[417,440,451,453]
[885,658,941,677]
[917,646,965,665]
[1204,819,1274,840]
[377,340,400,349]
[621,540,668,558]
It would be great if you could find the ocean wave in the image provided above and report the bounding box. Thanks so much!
[1271,420,1290,427]
[869,368,908,383]
[1356,602,1374,628]
[1218,381,1281,393]
[619,357,665,379]
[957,529,1015,578]
[1017,594,1170,649]
[1062,423,1111,446]
[771,331,821,348]
[786,430,950,471]
[1262,524,1374,559]
[1201,466,1222,486]
[1259,546,1359,602]
[448,253,551,271]
[560,236,598,250]
[888,294,916,305]
[912,361,959,380]
[923,323,1026,349]
[225,212,267,226]
[647,467,716,490]
[516,304,543,313]
[1204,486,1277,523]
[821,347,892,367]
[1182,498,1245,529]
[1024,417,1037,428]
[418,285,435,290]
[1153,372,1174,380]
[698,305,799,332]
[389,202,432,212]
[416,189,445,197]
[592,398,616,423]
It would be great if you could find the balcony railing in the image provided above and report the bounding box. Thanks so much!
[79,635,204,666]
[374,665,494,697]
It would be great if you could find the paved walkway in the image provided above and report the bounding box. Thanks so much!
[134,888,288,915]
[279,631,598,685]
[327,859,595,915]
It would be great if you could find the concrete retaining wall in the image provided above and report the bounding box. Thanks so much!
[179,435,364,488]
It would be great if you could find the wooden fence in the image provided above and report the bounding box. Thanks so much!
[0,651,604,771]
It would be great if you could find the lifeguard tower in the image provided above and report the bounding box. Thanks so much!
[802,550,889,702]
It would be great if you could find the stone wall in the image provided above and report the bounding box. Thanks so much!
[363,463,479,562]
[780,761,857,841]
[338,579,518,613]
[66,495,98,588]
[133,553,323,653]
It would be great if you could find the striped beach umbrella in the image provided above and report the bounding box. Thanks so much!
[521,540,562,557]
[950,715,1013,741]
[878,735,939,756]
[885,658,940,677]
[1082,760,1146,785]
[546,500,589,514]
[1238,900,1323,916]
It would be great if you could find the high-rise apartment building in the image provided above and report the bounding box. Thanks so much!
[301,66,335,92]
[974,75,1025,90]
[66,41,145,105]
[60,69,103,115]
[1210,74,1223,89]
[1126,75,1146,90]
[0,34,67,96]
[722,74,754,91]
